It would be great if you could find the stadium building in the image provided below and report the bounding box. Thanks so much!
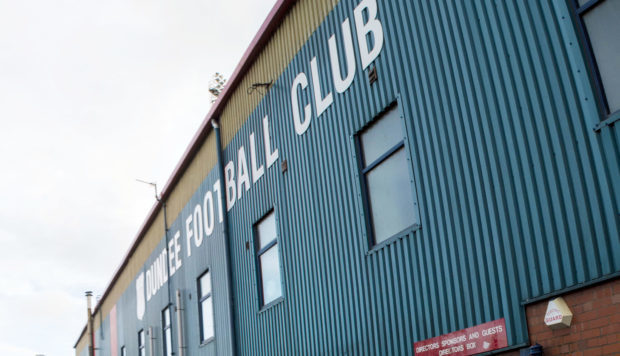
[74,0,620,355]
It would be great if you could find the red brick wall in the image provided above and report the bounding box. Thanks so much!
[525,278,620,355]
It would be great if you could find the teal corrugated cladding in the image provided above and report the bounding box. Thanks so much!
[89,165,236,356]
[80,0,620,355]
[223,0,619,354]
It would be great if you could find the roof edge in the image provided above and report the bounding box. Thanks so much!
[74,0,296,348]
[160,0,295,202]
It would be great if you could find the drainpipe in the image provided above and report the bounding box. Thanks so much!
[175,289,185,356]
[148,326,155,356]
[85,291,94,356]
[159,196,175,354]
[155,193,172,306]
[212,119,237,356]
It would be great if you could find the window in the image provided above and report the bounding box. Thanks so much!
[198,270,214,343]
[162,307,172,356]
[138,329,146,356]
[357,105,419,245]
[255,211,283,306]
[571,0,620,116]
[120,346,126,356]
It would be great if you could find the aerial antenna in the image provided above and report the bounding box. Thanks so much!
[208,72,227,104]
[247,80,273,95]
[136,179,160,201]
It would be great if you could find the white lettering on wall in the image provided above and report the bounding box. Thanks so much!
[142,248,169,303]
[310,56,333,117]
[193,204,203,247]
[249,132,264,183]
[354,0,384,69]
[136,272,145,320]
[291,72,311,135]
[329,18,356,93]
[225,161,236,211]
[223,115,279,210]
[203,190,215,236]
[213,179,223,223]
[263,115,279,168]
[168,238,176,276]
[145,269,152,301]
[139,113,280,306]
[290,0,384,135]
[135,0,382,315]
[173,231,182,270]
[137,176,228,309]
[185,214,194,257]
[237,145,251,200]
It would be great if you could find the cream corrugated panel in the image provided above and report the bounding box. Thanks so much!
[166,133,217,224]
[75,0,338,353]
[221,0,338,147]
[87,132,219,341]
[75,210,165,354]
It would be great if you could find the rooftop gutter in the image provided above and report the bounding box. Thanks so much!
[74,0,296,348]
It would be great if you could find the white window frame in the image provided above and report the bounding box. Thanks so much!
[355,102,420,249]
[254,210,284,308]
[570,0,620,124]
[162,306,173,356]
[138,329,146,356]
[198,269,215,344]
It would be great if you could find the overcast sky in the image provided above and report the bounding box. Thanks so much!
[0,1,277,355]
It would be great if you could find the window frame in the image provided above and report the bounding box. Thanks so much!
[138,329,146,356]
[355,101,420,251]
[254,209,284,310]
[569,0,620,122]
[162,306,173,356]
[197,269,215,345]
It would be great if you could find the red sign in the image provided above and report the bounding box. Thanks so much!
[414,318,508,356]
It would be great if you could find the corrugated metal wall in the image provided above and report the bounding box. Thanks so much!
[106,165,234,356]
[220,0,338,147]
[77,0,619,355]
[223,0,619,354]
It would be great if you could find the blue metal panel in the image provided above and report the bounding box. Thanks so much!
[91,163,234,356]
[222,0,619,354]
[88,0,619,355]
